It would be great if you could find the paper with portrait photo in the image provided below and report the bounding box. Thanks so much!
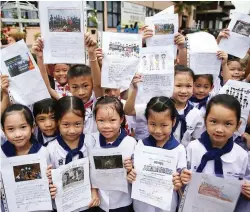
[178,173,241,212]
[145,14,178,47]
[219,12,250,59]
[132,142,177,211]
[89,148,128,193]
[101,32,142,90]
[39,1,85,64]
[51,158,91,212]
[219,80,250,136]
[1,154,52,212]
[1,40,50,105]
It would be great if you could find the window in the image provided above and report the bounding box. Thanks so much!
[107,1,121,28]
[87,1,104,30]
[146,7,154,17]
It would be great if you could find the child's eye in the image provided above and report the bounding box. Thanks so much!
[226,123,232,126]
[111,119,116,122]
[162,124,168,127]
[84,85,89,88]
[150,123,155,126]
[21,125,27,129]
[210,120,216,124]
[188,85,192,88]
[7,128,14,131]
[38,118,45,121]
[50,116,55,120]
[76,123,82,126]
[175,85,181,87]
[97,119,103,123]
[63,124,69,127]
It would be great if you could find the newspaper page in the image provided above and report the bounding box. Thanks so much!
[131,142,177,211]
[187,32,221,75]
[89,148,128,193]
[1,154,52,212]
[136,45,175,104]
[39,1,85,64]
[219,12,250,59]
[145,14,178,47]
[101,32,142,90]
[51,158,91,212]
[219,80,250,136]
[0,40,50,105]
[178,173,241,212]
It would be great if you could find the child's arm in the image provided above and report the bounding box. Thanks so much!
[216,29,230,44]
[1,75,10,115]
[124,74,143,116]
[88,188,100,208]
[85,33,104,98]
[175,33,187,66]
[96,48,103,69]
[32,38,60,100]
[217,50,230,84]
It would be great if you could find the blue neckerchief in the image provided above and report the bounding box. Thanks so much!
[172,101,194,141]
[196,131,234,177]
[189,96,209,110]
[57,133,85,164]
[99,128,127,148]
[37,129,57,147]
[142,134,179,150]
[1,138,42,157]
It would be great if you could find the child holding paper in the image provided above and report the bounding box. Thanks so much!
[33,98,57,146]
[127,96,186,212]
[124,65,205,147]
[85,96,137,212]
[46,96,100,211]
[32,33,103,134]
[180,94,250,210]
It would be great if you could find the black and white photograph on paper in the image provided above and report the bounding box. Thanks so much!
[4,53,35,77]
[232,20,250,36]
[48,9,81,32]
[94,155,123,169]
[107,41,140,58]
[13,163,41,182]
[62,167,84,189]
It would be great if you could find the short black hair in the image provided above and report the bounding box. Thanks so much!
[33,98,57,118]
[55,96,85,122]
[194,74,213,86]
[67,65,91,80]
[174,65,194,81]
[145,96,177,121]
[205,94,241,123]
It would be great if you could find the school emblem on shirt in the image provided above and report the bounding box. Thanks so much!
[58,159,64,166]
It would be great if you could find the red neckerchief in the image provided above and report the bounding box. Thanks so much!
[55,81,70,97]
[84,99,94,109]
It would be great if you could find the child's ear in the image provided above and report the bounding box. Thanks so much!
[120,115,125,125]
[221,70,224,77]
[210,84,214,92]
[32,123,36,133]
[172,118,176,127]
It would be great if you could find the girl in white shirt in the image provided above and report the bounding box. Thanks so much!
[180,94,250,208]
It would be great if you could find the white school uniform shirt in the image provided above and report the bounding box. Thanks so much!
[186,139,248,179]
[134,104,150,140]
[173,104,205,147]
[133,140,187,212]
[85,132,137,212]
[46,138,89,169]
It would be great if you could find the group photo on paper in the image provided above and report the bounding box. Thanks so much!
[1,1,250,212]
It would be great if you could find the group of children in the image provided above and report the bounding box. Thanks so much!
[0,24,250,212]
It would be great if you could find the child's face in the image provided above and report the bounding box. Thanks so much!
[193,76,213,100]
[147,110,175,144]
[53,64,69,85]
[3,112,33,149]
[104,88,121,98]
[95,104,123,142]
[35,112,57,137]
[227,61,244,81]
[58,111,84,143]
[172,72,193,106]
[68,76,93,103]
[206,104,239,148]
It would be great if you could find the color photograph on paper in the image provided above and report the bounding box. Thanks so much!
[154,23,174,35]
[232,20,250,37]
[4,53,35,77]
[48,9,81,32]
[107,41,140,58]
[13,163,41,182]
[94,155,123,169]
[62,167,84,189]
[198,181,233,202]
